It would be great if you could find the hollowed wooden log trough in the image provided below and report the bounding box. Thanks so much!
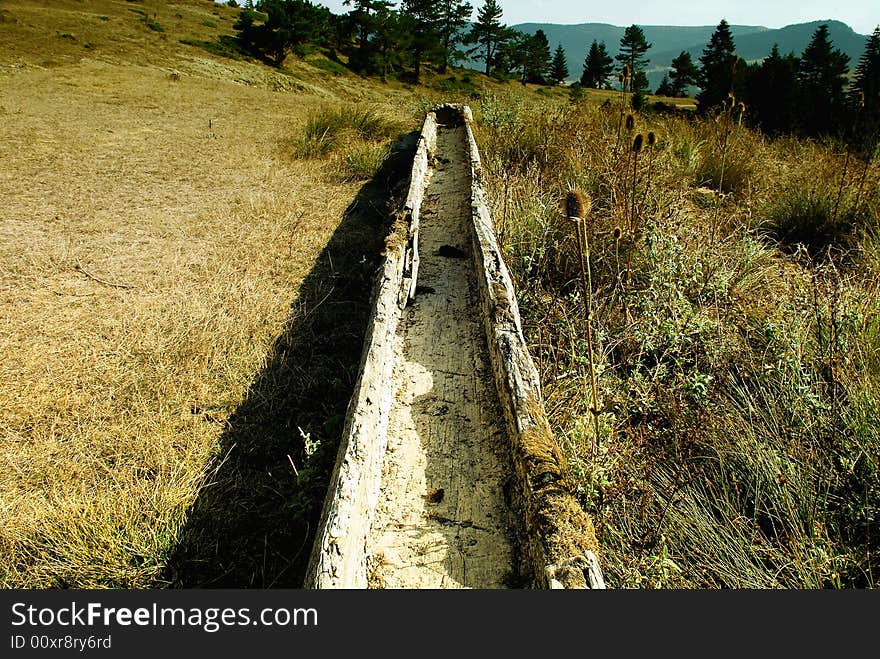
[306,104,604,590]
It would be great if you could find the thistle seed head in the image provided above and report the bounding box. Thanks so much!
[613,226,622,240]
[632,133,644,153]
[625,114,635,130]
[565,189,591,220]
[647,131,656,147]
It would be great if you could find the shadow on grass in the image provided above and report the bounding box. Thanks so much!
[164,132,419,587]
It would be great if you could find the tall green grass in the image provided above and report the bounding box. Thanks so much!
[296,105,401,159]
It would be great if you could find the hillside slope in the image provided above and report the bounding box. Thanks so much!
[0,0,418,587]
[650,20,870,71]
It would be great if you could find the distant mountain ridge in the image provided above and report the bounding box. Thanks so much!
[508,19,870,88]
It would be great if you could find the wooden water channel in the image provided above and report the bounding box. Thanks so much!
[305,105,604,590]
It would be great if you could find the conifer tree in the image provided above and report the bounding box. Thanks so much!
[655,73,674,97]
[371,7,408,78]
[234,6,261,51]
[669,50,699,96]
[436,0,473,73]
[521,29,551,84]
[549,44,569,85]
[234,0,329,66]
[747,44,799,135]
[401,0,441,83]
[466,0,507,75]
[345,0,392,49]
[492,29,527,78]
[344,0,395,74]
[851,26,880,125]
[797,23,850,136]
[581,40,613,88]
[697,19,738,113]
[615,25,651,92]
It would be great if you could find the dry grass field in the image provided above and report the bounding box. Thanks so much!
[0,0,421,587]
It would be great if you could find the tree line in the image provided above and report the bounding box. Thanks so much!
[578,20,879,144]
[228,1,880,145]
[230,0,570,85]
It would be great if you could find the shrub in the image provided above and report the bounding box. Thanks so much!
[692,144,755,195]
[631,89,647,112]
[308,57,348,76]
[691,101,759,197]
[179,36,243,60]
[437,74,478,96]
[764,182,874,255]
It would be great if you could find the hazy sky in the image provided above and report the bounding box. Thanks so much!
[316,1,878,35]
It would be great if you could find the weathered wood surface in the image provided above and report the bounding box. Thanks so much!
[304,117,438,589]
[401,114,437,307]
[366,118,518,588]
[463,105,604,589]
[306,104,604,589]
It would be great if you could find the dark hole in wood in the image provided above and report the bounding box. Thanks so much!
[433,106,464,127]
[437,245,467,259]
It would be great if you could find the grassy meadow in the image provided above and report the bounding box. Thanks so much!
[1,0,877,589]
[473,91,879,587]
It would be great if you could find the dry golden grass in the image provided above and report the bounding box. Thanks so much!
[0,0,417,587]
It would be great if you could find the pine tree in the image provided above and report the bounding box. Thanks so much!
[234,6,261,52]
[851,27,880,147]
[492,29,527,78]
[747,44,799,135]
[798,24,850,136]
[521,29,551,84]
[697,19,738,113]
[345,0,392,50]
[581,40,613,88]
[234,0,329,66]
[466,0,507,75]
[401,0,441,83]
[344,0,395,74]
[655,73,674,97]
[328,10,357,54]
[436,0,473,73]
[615,25,651,92]
[371,7,408,78]
[669,50,699,96]
[549,44,569,85]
